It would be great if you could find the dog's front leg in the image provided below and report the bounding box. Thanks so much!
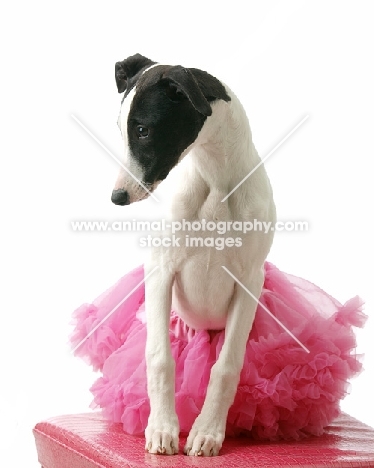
[185,269,264,456]
[144,263,179,455]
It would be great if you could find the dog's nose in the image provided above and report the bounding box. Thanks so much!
[111,189,130,205]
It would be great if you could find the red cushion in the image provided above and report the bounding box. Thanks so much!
[33,412,374,468]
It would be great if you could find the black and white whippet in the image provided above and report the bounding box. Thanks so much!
[112,53,276,456]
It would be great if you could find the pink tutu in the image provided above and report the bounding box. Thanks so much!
[70,262,366,440]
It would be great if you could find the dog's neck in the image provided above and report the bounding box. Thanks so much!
[196,93,256,180]
[172,89,266,221]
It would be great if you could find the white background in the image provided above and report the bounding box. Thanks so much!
[1,1,373,466]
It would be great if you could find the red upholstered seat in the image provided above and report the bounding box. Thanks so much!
[33,412,374,468]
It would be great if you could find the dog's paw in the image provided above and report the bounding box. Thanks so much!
[145,416,179,455]
[184,417,225,456]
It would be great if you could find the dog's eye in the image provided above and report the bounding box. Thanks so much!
[136,125,149,139]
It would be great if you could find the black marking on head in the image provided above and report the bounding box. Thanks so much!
[115,55,231,192]
[115,53,156,97]
[126,65,208,185]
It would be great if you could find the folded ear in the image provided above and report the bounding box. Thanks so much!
[162,66,212,116]
[115,53,155,93]
[188,68,231,104]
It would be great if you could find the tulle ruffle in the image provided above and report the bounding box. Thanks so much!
[70,262,365,440]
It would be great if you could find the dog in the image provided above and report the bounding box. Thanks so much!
[112,53,276,456]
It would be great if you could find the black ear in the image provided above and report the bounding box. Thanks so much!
[115,53,155,93]
[162,66,212,116]
[188,68,231,103]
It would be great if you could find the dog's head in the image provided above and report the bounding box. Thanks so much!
[111,53,230,205]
